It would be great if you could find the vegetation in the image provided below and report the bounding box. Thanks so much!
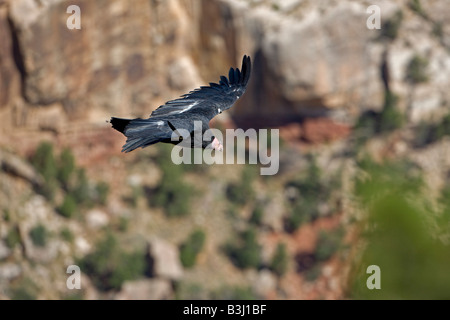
[179,229,206,268]
[225,228,261,270]
[60,227,74,243]
[5,226,21,249]
[29,224,48,247]
[211,285,258,300]
[378,91,404,133]
[406,54,429,84]
[409,0,427,19]
[270,243,289,276]
[349,154,450,299]
[249,205,263,226]
[150,145,193,217]
[284,156,335,232]
[380,10,403,40]
[29,142,110,218]
[57,147,75,189]
[57,194,77,218]
[10,278,37,300]
[30,142,58,200]
[315,228,343,262]
[78,233,147,291]
[414,113,450,147]
[226,165,257,206]
[354,91,403,145]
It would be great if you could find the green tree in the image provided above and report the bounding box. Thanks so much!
[78,233,146,291]
[151,145,192,217]
[225,228,261,269]
[406,54,429,84]
[57,194,77,218]
[57,148,75,189]
[226,165,257,206]
[30,142,58,200]
[29,224,48,247]
[270,243,289,276]
[179,229,206,268]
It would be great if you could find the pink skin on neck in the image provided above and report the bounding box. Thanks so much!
[211,137,223,151]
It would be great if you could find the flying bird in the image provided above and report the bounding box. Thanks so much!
[110,55,251,153]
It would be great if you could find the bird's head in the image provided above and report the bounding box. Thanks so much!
[210,137,223,152]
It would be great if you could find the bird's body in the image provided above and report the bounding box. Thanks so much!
[110,55,251,153]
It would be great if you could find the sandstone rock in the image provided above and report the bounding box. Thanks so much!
[168,56,202,91]
[86,209,109,230]
[114,278,173,300]
[0,263,21,280]
[248,269,277,298]
[301,118,351,144]
[0,150,43,187]
[0,241,11,260]
[147,237,183,280]
[261,192,286,232]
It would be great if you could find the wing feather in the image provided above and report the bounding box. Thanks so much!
[150,55,251,119]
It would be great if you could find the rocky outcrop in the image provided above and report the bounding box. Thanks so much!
[114,278,173,300]
[147,237,183,281]
[1,0,449,153]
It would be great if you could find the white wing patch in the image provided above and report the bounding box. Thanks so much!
[151,100,200,117]
[177,101,199,114]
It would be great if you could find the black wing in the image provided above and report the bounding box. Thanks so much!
[150,55,251,121]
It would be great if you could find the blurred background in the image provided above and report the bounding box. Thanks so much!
[0,0,450,300]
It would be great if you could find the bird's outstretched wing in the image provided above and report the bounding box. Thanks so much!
[150,55,251,121]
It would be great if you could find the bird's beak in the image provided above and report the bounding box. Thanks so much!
[211,137,223,152]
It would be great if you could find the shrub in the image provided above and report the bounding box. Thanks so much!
[179,229,206,268]
[78,233,146,291]
[71,168,92,206]
[380,10,403,40]
[304,264,322,282]
[284,157,327,231]
[151,145,192,217]
[378,91,403,133]
[60,228,74,243]
[29,224,48,247]
[432,22,443,39]
[270,243,289,276]
[5,226,21,249]
[285,198,318,232]
[249,205,263,225]
[226,165,257,206]
[57,148,75,189]
[212,286,258,300]
[409,0,427,18]
[117,216,129,232]
[315,229,344,262]
[414,114,450,147]
[31,142,57,183]
[10,278,37,300]
[30,142,58,200]
[95,181,110,206]
[57,194,77,218]
[225,228,261,269]
[406,54,429,84]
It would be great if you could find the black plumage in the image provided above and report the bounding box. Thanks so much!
[110,55,251,153]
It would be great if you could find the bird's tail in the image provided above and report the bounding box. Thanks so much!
[110,117,169,153]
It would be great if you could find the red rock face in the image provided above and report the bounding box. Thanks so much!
[301,118,351,144]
